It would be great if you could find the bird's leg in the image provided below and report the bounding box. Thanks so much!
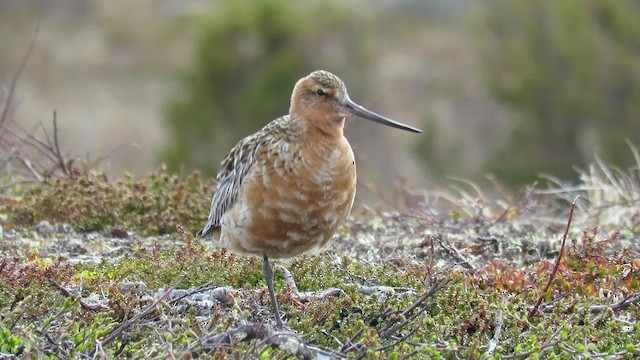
[263,253,284,329]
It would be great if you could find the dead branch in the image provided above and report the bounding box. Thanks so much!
[357,285,416,296]
[298,288,345,302]
[49,112,71,176]
[378,279,448,343]
[15,156,43,181]
[436,235,476,271]
[340,278,449,358]
[589,291,640,313]
[49,280,109,312]
[374,318,422,353]
[95,276,185,351]
[161,281,223,305]
[0,30,128,185]
[529,291,640,315]
[1,111,82,182]
[279,264,413,302]
[278,264,300,293]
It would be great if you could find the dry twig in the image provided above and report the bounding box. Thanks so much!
[485,310,503,356]
[528,195,579,320]
[95,276,186,351]
[49,280,109,312]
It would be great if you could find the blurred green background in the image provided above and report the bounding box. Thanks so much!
[1,0,639,202]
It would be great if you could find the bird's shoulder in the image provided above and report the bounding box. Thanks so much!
[204,115,299,228]
[216,115,297,178]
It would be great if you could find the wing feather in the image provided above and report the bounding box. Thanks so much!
[196,116,292,237]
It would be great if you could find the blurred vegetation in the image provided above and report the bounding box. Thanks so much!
[161,0,371,175]
[477,0,640,185]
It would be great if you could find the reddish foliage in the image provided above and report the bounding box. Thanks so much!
[471,228,639,301]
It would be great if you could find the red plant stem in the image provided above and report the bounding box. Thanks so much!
[528,195,580,321]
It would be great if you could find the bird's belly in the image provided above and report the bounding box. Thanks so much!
[219,157,356,259]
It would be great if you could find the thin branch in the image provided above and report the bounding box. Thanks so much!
[365,279,449,343]
[278,265,299,293]
[297,288,345,302]
[0,21,40,127]
[51,111,70,176]
[374,319,422,352]
[400,278,449,319]
[357,285,416,297]
[97,276,185,349]
[15,156,43,181]
[530,291,640,314]
[528,195,579,321]
[166,281,219,305]
[485,310,503,356]
[437,235,476,271]
[49,280,109,312]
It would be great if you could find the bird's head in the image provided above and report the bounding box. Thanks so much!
[290,70,421,137]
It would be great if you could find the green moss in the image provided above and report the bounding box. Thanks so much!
[1,243,639,358]
[0,170,215,235]
[1,170,639,358]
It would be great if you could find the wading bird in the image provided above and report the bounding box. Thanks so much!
[197,70,421,329]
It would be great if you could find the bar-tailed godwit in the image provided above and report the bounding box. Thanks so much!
[197,70,421,329]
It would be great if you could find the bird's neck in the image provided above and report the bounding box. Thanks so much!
[289,104,345,139]
[312,117,345,139]
[295,112,344,140]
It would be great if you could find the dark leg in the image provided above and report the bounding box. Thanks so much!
[263,253,284,329]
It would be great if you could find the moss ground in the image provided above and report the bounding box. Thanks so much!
[0,171,639,359]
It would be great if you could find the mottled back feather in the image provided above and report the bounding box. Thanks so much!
[197,115,298,237]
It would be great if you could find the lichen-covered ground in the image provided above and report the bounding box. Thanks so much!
[1,170,639,359]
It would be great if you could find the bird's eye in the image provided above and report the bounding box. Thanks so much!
[316,89,326,96]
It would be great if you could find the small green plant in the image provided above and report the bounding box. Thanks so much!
[0,325,25,355]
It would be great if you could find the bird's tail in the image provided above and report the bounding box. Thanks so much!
[196,221,215,238]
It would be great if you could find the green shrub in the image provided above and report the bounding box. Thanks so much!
[1,170,215,235]
[161,0,370,175]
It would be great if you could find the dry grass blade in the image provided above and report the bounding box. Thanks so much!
[537,143,640,227]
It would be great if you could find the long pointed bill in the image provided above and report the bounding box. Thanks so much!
[343,98,422,133]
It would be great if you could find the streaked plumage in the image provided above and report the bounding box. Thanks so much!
[197,70,421,328]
